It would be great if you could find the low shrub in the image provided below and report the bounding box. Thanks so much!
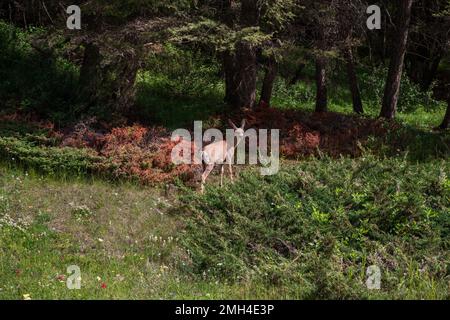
[178,155,450,299]
[359,66,441,113]
[0,136,108,176]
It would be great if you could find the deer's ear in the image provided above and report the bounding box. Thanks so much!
[240,119,246,129]
[228,119,238,130]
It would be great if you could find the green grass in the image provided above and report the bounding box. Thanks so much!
[1,153,448,299]
[0,166,320,299]
[0,167,247,299]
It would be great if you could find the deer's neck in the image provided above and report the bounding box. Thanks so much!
[227,136,243,152]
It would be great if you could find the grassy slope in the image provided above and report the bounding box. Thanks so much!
[181,156,449,300]
[1,154,448,300]
[0,166,299,299]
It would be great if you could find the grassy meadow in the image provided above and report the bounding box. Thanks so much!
[0,21,449,300]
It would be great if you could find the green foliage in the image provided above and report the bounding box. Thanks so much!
[179,156,450,299]
[260,0,299,31]
[0,137,106,176]
[143,44,222,97]
[270,78,316,109]
[84,0,193,22]
[136,44,224,128]
[0,121,107,177]
[71,204,95,221]
[170,19,272,52]
[0,21,80,123]
[359,66,442,113]
[0,121,51,140]
[381,125,450,161]
[268,60,447,129]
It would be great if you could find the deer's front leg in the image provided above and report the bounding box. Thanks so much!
[201,164,215,194]
[226,153,234,183]
[220,164,225,187]
[228,162,234,183]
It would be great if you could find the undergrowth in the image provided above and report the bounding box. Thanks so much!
[178,155,450,299]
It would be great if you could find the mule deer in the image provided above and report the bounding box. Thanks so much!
[200,119,246,193]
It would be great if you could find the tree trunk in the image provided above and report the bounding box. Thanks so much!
[78,42,102,107]
[315,57,328,112]
[380,0,413,119]
[78,42,140,115]
[223,41,257,109]
[114,48,140,115]
[223,0,259,109]
[438,100,450,130]
[223,52,237,106]
[241,0,259,26]
[233,42,257,109]
[212,0,232,24]
[344,46,364,114]
[259,60,277,106]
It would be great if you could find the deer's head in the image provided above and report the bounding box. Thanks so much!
[228,119,246,139]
